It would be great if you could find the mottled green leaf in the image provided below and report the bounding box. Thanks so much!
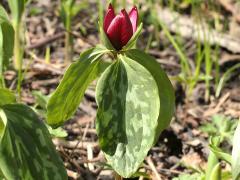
[0,104,67,180]
[47,46,108,127]
[232,119,240,180]
[96,56,160,177]
[125,49,175,143]
[0,88,16,106]
[0,6,14,70]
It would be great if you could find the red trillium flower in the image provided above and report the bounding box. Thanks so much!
[103,4,138,50]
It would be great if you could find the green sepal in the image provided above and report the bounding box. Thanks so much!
[125,49,175,143]
[47,46,109,127]
[122,23,143,51]
[99,23,143,52]
[0,104,67,180]
[99,23,115,51]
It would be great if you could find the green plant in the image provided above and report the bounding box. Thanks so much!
[173,173,205,180]
[0,6,14,88]
[7,0,29,99]
[176,117,240,180]
[47,4,175,178]
[200,115,238,144]
[146,1,223,101]
[0,8,67,178]
[215,63,240,98]
[60,0,88,63]
[7,0,28,70]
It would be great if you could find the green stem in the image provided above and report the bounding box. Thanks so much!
[214,46,220,90]
[13,22,22,70]
[122,0,126,8]
[0,77,5,88]
[0,56,5,88]
[13,21,23,100]
[17,67,22,101]
[98,0,104,26]
[109,0,117,9]
[204,42,212,102]
[64,15,73,64]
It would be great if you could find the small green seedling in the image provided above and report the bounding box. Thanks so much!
[0,6,14,88]
[7,0,28,70]
[60,0,88,63]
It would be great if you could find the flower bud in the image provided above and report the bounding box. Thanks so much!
[103,4,138,50]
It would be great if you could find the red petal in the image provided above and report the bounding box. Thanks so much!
[106,15,122,50]
[103,4,115,33]
[128,6,138,32]
[119,9,133,47]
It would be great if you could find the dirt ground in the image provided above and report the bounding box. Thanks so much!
[2,0,240,179]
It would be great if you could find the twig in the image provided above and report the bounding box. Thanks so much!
[204,92,230,117]
[66,169,79,179]
[27,32,65,50]
[26,51,64,75]
[87,144,95,171]
[53,139,98,149]
[146,157,162,180]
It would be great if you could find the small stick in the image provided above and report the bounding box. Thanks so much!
[87,144,95,171]
[66,169,79,179]
[146,157,162,180]
[27,32,65,50]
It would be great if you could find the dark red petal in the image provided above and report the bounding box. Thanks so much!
[128,6,138,32]
[103,4,116,33]
[106,15,122,50]
[119,9,133,47]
